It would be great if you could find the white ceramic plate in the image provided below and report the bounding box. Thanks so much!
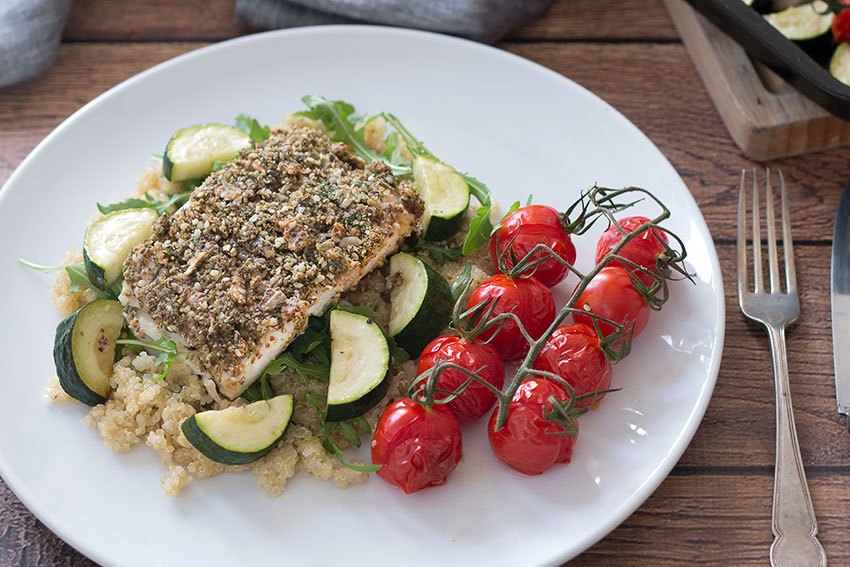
[0,26,724,567]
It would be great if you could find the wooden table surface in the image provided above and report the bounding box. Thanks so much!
[2,0,849,565]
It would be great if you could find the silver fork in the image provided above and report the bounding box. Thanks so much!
[737,168,826,567]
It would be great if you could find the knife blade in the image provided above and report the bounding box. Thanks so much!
[831,181,850,424]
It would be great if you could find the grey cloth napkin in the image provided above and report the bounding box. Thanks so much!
[235,0,554,43]
[0,0,73,88]
[0,0,551,89]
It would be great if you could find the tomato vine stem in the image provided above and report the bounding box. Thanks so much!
[414,185,693,435]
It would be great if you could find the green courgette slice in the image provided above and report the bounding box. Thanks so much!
[53,299,124,406]
[162,124,251,182]
[84,208,159,289]
[831,42,850,86]
[412,155,470,241]
[181,395,294,465]
[764,1,834,58]
[325,310,391,422]
[388,252,453,358]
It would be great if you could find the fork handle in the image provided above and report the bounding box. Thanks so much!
[767,326,826,567]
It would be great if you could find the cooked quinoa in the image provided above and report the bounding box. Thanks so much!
[46,116,495,497]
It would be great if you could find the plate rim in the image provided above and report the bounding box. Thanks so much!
[0,24,726,567]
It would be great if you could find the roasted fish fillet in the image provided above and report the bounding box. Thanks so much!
[120,127,423,398]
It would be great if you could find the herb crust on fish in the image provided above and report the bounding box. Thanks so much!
[121,126,423,398]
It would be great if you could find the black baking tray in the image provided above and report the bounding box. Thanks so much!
[685,0,850,120]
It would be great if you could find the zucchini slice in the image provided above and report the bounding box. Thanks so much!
[764,1,834,58]
[162,124,251,182]
[831,43,850,86]
[53,299,124,406]
[181,394,294,465]
[84,208,159,289]
[412,155,470,241]
[325,310,390,422]
[388,252,453,358]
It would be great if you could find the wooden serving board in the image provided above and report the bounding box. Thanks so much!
[664,0,850,160]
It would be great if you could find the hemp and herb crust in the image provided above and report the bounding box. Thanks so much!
[121,126,423,399]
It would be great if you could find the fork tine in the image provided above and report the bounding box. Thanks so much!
[779,170,797,293]
[737,170,749,298]
[765,168,781,293]
[752,168,764,294]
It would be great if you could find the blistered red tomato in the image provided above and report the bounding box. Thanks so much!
[468,274,556,360]
[371,398,462,494]
[488,378,578,475]
[833,1,850,43]
[417,335,505,422]
[532,323,612,407]
[573,266,650,339]
[489,205,576,287]
[594,216,668,286]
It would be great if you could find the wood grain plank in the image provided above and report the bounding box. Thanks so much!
[512,0,678,40]
[64,0,247,41]
[574,472,850,566]
[3,42,844,242]
[61,0,678,42]
[678,243,847,469]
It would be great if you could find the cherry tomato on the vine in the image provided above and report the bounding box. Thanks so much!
[532,323,612,408]
[371,398,462,494]
[490,205,576,287]
[594,216,668,286]
[573,266,650,339]
[488,378,578,476]
[468,274,556,360]
[417,335,506,422]
[833,1,850,43]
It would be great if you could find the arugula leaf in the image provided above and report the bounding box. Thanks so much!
[414,241,464,265]
[63,264,97,294]
[381,111,494,254]
[351,415,372,435]
[387,334,411,365]
[182,178,203,192]
[321,437,381,473]
[461,172,491,206]
[18,260,119,299]
[264,351,330,382]
[261,315,333,382]
[335,420,361,448]
[380,112,426,157]
[211,160,230,172]
[115,336,178,381]
[240,383,263,403]
[451,262,473,302]
[299,96,410,176]
[260,374,273,400]
[97,191,192,216]
[380,131,413,170]
[235,114,271,143]
[463,203,494,255]
[304,390,326,412]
